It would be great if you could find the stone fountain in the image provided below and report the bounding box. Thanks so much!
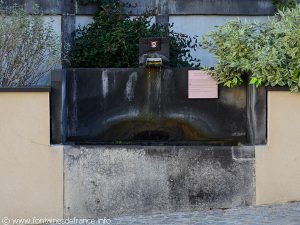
[52,38,265,145]
[50,38,267,218]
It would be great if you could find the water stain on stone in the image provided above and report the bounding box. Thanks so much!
[97,118,207,142]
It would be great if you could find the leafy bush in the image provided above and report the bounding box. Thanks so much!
[69,0,201,68]
[272,0,297,10]
[202,6,300,92]
[0,6,60,87]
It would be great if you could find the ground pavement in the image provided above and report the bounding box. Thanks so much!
[110,202,300,225]
[53,202,300,225]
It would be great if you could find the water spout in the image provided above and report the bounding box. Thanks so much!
[145,57,163,68]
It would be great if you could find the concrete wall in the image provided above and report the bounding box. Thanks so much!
[0,91,63,219]
[64,145,255,218]
[256,91,300,205]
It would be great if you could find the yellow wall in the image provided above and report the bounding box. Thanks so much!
[1,90,300,218]
[256,91,300,205]
[0,92,63,220]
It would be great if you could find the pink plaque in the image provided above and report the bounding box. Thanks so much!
[188,70,218,99]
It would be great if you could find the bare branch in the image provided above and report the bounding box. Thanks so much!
[0,6,60,87]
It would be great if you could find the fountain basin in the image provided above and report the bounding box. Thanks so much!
[50,68,267,145]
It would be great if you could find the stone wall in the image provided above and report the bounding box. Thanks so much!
[64,145,255,218]
[2,0,278,15]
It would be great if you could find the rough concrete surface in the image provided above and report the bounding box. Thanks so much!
[64,145,255,218]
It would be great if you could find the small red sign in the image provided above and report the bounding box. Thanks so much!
[150,41,158,48]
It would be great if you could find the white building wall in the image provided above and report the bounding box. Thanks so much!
[170,16,270,67]
[39,15,62,85]
[76,15,93,28]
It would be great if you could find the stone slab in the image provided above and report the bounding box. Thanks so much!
[64,145,255,218]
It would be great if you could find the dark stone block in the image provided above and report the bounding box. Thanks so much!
[76,0,277,15]
[76,2,98,15]
[60,68,251,145]
[253,86,267,145]
[24,0,63,14]
[2,0,63,14]
[247,84,267,145]
[51,70,67,144]
[0,0,283,15]
[267,86,290,91]
[121,0,157,15]
[168,0,275,15]
[63,0,76,15]
[0,87,50,92]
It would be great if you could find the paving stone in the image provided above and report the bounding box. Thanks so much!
[50,202,300,225]
[109,203,300,225]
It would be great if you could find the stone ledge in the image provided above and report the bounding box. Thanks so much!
[232,146,255,160]
[0,87,51,92]
[266,86,290,91]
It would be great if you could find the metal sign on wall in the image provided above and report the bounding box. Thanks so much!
[188,70,218,99]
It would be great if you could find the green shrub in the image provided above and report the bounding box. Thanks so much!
[69,0,201,68]
[272,0,297,10]
[202,6,300,92]
[0,6,60,87]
